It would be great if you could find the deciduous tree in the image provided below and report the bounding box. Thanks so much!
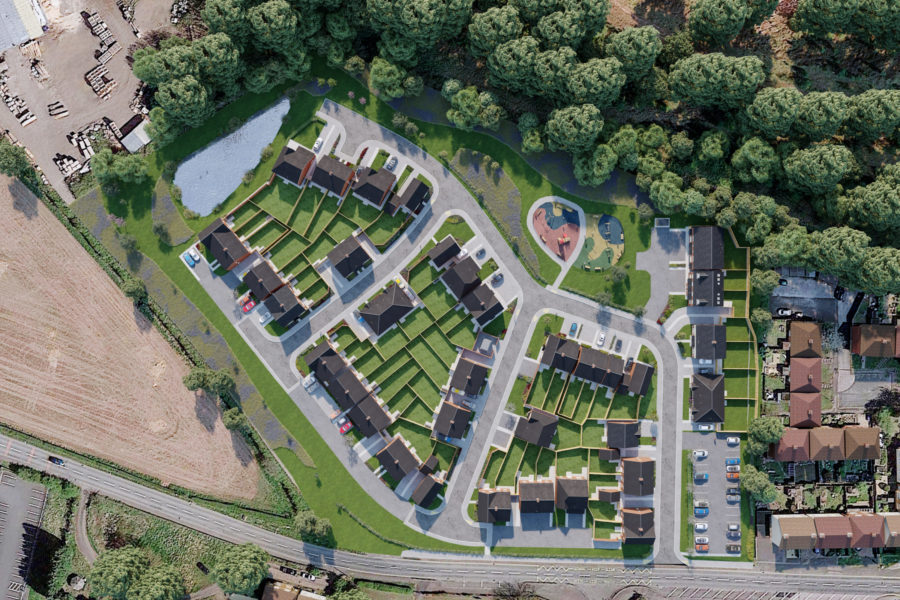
[573,144,617,186]
[565,58,625,108]
[689,0,750,46]
[731,137,779,185]
[670,53,765,110]
[741,464,778,503]
[247,0,297,54]
[782,144,856,196]
[746,87,802,139]
[793,91,849,140]
[837,163,900,233]
[126,566,184,600]
[212,544,269,596]
[544,104,603,155]
[607,26,662,81]
[468,5,524,57]
[90,547,148,600]
[487,36,540,93]
[155,75,215,127]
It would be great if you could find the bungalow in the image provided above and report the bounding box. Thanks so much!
[263,285,307,328]
[689,226,725,271]
[432,399,472,439]
[693,324,727,363]
[411,474,443,508]
[789,392,822,428]
[461,284,503,327]
[688,270,724,307]
[449,358,488,397]
[359,284,414,336]
[477,489,511,523]
[271,143,315,187]
[621,507,655,544]
[441,256,481,300]
[518,480,555,514]
[770,428,810,462]
[386,179,430,216]
[428,236,460,269]
[376,436,419,482]
[540,335,581,374]
[606,420,640,450]
[555,477,589,514]
[199,218,250,271]
[691,373,725,423]
[851,324,899,358]
[351,166,396,207]
[327,235,371,279]
[309,155,354,198]
[808,426,844,461]
[771,514,817,550]
[843,426,881,460]
[622,456,655,496]
[242,260,284,301]
[621,361,654,396]
[346,394,392,438]
[514,408,558,448]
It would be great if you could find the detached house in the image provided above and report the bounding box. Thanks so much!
[514,408,558,448]
[199,218,250,271]
[359,284,414,336]
[242,260,284,301]
[310,155,354,198]
[477,489,511,523]
[327,235,371,280]
[376,436,419,482]
[352,166,396,208]
[386,179,431,216]
[271,142,315,187]
[691,373,725,423]
[427,236,461,269]
[264,285,307,328]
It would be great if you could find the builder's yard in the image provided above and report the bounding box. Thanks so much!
[0,177,260,500]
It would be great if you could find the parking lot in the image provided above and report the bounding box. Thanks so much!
[684,431,742,556]
[0,470,47,600]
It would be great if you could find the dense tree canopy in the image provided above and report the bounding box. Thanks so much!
[91,548,148,600]
[746,87,802,139]
[212,544,269,595]
[468,6,524,57]
[125,566,185,600]
[838,164,900,234]
[689,0,751,46]
[544,104,603,155]
[782,144,856,196]
[670,53,765,109]
[793,91,848,140]
[731,137,780,185]
[606,26,661,81]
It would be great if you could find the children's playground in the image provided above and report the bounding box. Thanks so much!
[531,201,580,262]
[575,214,625,271]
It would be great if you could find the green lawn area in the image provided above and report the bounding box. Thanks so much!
[371,149,390,171]
[478,258,499,279]
[340,194,382,228]
[526,313,563,358]
[246,220,286,250]
[607,392,639,419]
[555,419,582,450]
[681,450,693,554]
[582,420,605,448]
[724,399,753,432]
[396,165,413,190]
[724,234,747,269]
[376,326,410,357]
[408,261,440,294]
[683,377,691,420]
[399,308,434,338]
[724,342,756,369]
[726,291,747,317]
[419,282,458,319]
[724,270,748,291]
[482,305,512,338]
[724,370,755,399]
[252,179,301,224]
[434,215,474,244]
[725,320,752,342]
[507,377,529,416]
[295,118,325,147]
[268,232,307,271]
[446,320,477,349]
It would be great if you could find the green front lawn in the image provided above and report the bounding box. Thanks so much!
[434,215,474,244]
[526,314,563,358]
[371,149,390,171]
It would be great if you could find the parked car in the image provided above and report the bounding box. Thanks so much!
[300,572,316,581]
[570,322,578,336]
[726,465,741,472]
[726,472,740,481]
[196,562,210,574]
[726,494,741,503]
[776,308,792,317]
[728,523,741,536]
[48,456,64,466]
[834,286,846,300]
[694,472,709,482]
[695,522,708,532]
[476,248,486,259]
[258,310,272,325]
[698,423,714,431]
[725,457,741,465]
[313,137,323,152]
[615,339,623,352]
[385,156,398,171]
[693,500,709,517]
[279,566,298,576]
[692,449,708,459]
[779,278,788,286]
[239,295,252,306]
[188,247,201,263]
[242,299,256,313]
[695,536,709,544]
[726,487,740,495]
[491,273,503,285]
[695,544,709,552]
[182,252,196,267]
[726,436,740,446]
[339,420,354,434]
[597,332,606,347]
[726,544,741,553]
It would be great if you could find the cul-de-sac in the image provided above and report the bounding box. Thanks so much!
[0,0,898,599]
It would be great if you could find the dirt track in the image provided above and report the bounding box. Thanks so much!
[0,176,259,500]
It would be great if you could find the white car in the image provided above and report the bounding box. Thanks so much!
[695,536,709,544]
[313,137,323,152]
[385,156,398,171]
[776,307,792,317]
[597,332,606,347]
[258,310,272,325]
[726,436,740,446]
[726,465,741,473]
[695,522,708,533]
[188,247,201,262]
[698,423,714,432]
[693,449,708,459]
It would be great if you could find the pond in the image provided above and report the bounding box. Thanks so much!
[174,97,290,216]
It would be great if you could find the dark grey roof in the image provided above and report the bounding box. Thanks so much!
[199,218,248,269]
[272,145,315,184]
[694,324,727,361]
[305,341,346,384]
[689,270,724,307]
[243,260,284,300]
[428,236,460,268]
[602,354,625,389]
[477,489,511,523]
[691,373,725,423]
[621,361,654,396]
[411,474,442,507]
[596,488,621,503]
[597,447,620,461]
[376,437,419,482]
[263,285,306,327]
[574,347,626,388]
[419,454,439,475]
[606,420,640,449]
[518,480,555,513]
[622,508,655,544]
[450,359,488,397]
[352,167,396,206]
[360,285,414,335]
[327,236,370,278]
[540,335,580,373]
[387,179,430,216]
[691,226,724,271]
[433,400,472,439]
[555,477,589,513]
[514,408,558,448]
[441,256,481,300]
[347,394,392,438]
[310,155,353,196]
[622,457,655,496]
[461,284,503,327]
[324,368,371,411]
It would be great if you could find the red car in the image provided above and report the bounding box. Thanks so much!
[339,421,354,434]
[242,299,256,313]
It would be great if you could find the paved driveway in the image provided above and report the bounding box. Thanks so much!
[636,226,688,320]
[683,432,742,557]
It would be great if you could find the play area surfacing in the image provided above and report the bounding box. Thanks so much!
[576,213,625,271]
[532,201,580,262]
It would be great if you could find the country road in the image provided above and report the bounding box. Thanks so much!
[2,433,897,596]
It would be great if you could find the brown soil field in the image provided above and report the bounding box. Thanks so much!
[0,176,259,500]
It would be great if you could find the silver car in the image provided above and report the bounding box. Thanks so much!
[726,465,741,473]
[695,536,709,544]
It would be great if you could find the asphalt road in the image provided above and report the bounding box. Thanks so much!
[1,433,898,596]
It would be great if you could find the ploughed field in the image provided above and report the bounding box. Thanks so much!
[0,176,259,500]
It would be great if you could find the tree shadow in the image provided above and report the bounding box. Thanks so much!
[193,389,218,434]
[133,305,152,332]
[8,180,39,219]
[632,0,686,35]
[23,523,62,597]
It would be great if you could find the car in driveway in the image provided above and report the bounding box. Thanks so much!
[313,137,323,152]
[188,247,201,263]
[615,339,623,352]
[695,543,709,552]
[694,500,709,517]
[597,332,606,347]
[570,322,578,336]
[693,449,708,459]
[385,156,398,171]
[182,252,196,267]
[241,299,256,313]
[697,423,715,431]
[491,273,503,286]
[726,437,740,446]
[695,522,708,533]
[726,457,741,465]
[694,472,709,482]
[258,310,272,326]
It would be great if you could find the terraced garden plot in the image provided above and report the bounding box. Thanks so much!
[409,261,441,294]
[378,359,420,400]
[527,370,554,406]
[725,320,752,342]
[422,325,459,366]
[401,396,433,424]
[519,444,541,478]
[408,341,449,388]
[325,214,359,244]
[305,232,338,263]
[582,421,606,449]
[252,179,301,223]
[234,210,268,237]
[589,473,619,490]
[355,348,387,379]
[724,342,756,369]
[447,320,477,349]
[292,265,319,290]
[607,393,639,419]
[333,325,358,350]
[375,327,410,357]
[344,338,375,361]
[557,448,589,476]
[288,188,323,231]
[437,308,467,333]
[408,371,442,410]
[247,220,287,250]
[724,234,747,269]
[389,387,419,414]
[304,196,340,240]
[536,447,555,476]
[229,201,260,229]
[556,419,582,450]
[589,390,612,419]
[340,194,382,228]
[368,350,412,385]
[724,370,754,398]
[572,385,595,423]
[431,442,459,474]
[400,308,434,338]
[724,399,753,432]
[726,291,747,316]
[557,380,583,418]
[302,278,331,303]
[482,449,505,484]
[419,282,458,319]
[724,271,748,292]
[637,375,657,420]
[268,232,308,270]
[366,212,408,247]
[590,500,618,521]
[497,439,527,487]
